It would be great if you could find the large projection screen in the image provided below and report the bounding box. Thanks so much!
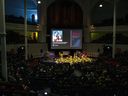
[51,29,82,49]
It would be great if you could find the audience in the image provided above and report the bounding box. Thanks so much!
[0,49,128,96]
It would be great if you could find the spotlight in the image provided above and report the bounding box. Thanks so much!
[44,91,48,95]
[99,4,103,7]
[37,0,41,4]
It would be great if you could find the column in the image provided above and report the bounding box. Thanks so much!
[82,0,96,44]
[38,1,47,43]
[83,8,91,43]
[24,0,28,60]
[112,0,117,58]
[0,0,8,81]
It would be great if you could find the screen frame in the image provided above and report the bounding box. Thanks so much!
[50,28,83,50]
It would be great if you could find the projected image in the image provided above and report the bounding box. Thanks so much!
[70,31,81,48]
[52,30,63,42]
[51,29,82,49]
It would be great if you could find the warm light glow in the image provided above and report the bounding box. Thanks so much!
[32,32,38,40]
[27,32,38,40]
[55,52,93,64]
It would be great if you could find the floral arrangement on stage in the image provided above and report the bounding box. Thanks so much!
[55,52,93,64]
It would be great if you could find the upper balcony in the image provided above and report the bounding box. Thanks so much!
[6,23,40,32]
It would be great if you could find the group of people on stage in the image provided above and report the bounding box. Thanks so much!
[40,49,92,64]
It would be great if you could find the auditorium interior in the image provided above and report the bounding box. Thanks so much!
[0,0,128,96]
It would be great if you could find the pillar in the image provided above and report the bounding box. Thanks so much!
[38,1,48,43]
[83,12,91,43]
[0,0,8,81]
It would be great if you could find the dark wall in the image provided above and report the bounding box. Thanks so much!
[47,0,83,29]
